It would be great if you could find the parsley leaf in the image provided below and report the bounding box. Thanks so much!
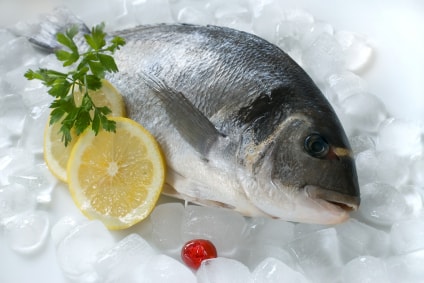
[84,22,106,51]
[25,23,126,146]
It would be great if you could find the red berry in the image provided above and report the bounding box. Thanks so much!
[181,239,218,269]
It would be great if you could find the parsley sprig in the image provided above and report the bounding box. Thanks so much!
[25,23,126,146]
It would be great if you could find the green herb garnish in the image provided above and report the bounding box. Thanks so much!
[25,23,126,146]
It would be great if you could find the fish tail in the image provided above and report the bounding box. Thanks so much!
[27,7,89,53]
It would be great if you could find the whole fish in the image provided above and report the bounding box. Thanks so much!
[30,10,360,224]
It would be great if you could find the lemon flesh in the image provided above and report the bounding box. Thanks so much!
[43,80,126,182]
[67,117,165,230]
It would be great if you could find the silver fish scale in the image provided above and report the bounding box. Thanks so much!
[110,24,307,120]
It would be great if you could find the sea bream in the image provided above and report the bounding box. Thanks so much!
[29,10,360,224]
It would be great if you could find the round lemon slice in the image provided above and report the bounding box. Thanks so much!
[73,80,126,115]
[43,80,126,182]
[43,123,78,182]
[67,117,166,230]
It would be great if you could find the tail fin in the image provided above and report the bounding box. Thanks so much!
[27,7,89,53]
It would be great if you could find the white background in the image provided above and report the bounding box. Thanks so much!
[0,1,423,282]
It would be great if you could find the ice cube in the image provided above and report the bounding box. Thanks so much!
[376,118,423,157]
[177,6,214,25]
[374,151,409,187]
[250,0,281,18]
[335,31,373,72]
[134,214,153,241]
[132,254,196,283]
[357,182,408,226]
[79,272,100,283]
[0,183,36,225]
[293,222,328,238]
[0,93,27,136]
[51,216,80,246]
[385,249,424,283]
[18,107,49,155]
[94,234,157,282]
[214,3,252,31]
[276,9,314,52]
[336,219,390,260]
[286,228,342,282]
[235,242,295,271]
[0,147,34,186]
[339,93,388,134]
[252,257,310,283]
[251,0,284,43]
[332,103,355,137]
[300,21,334,49]
[248,217,295,246]
[398,185,423,216]
[285,47,304,67]
[64,0,129,29]
[341,256,389,283]
[20,86,52,120]
[282,9,314,33]
[355,149,379,186]
[0,29,16,49]
[181,205,247,256]
[4,63,42,94]
[126,0,173,25]
[349,134,376,156]
[56,220,115,280]
[237,218,295,269]
[150,202,185,253]
[327,71,368,102]
[0,125,14,150]
[0,37,40,73]
[168,0,214,25]
[390,217,424,255]
[4,210,49,254]
[8,163,57,203]
[410,156,424,186]
[302,32,345,81]
[197,257,253,283]
[37,53,69,74]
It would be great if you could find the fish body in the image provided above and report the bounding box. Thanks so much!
[30,12,360,224]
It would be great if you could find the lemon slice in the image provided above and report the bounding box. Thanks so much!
[43,80,126,182]
[67,117,166,230]
[73,80,126,115]
[43,124,78,182]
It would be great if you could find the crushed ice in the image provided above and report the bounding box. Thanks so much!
[0,0,423,282]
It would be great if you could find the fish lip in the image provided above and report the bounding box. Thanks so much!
[304,185,360,212]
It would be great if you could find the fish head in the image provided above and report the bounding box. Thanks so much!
[238,94,360,224]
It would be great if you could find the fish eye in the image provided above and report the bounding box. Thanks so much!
[304,133,330,158]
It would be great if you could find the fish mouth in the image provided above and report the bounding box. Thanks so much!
[304,185,360,212]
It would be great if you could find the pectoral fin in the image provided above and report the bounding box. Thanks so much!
[141,72,225,156]
[162,184,235,210]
